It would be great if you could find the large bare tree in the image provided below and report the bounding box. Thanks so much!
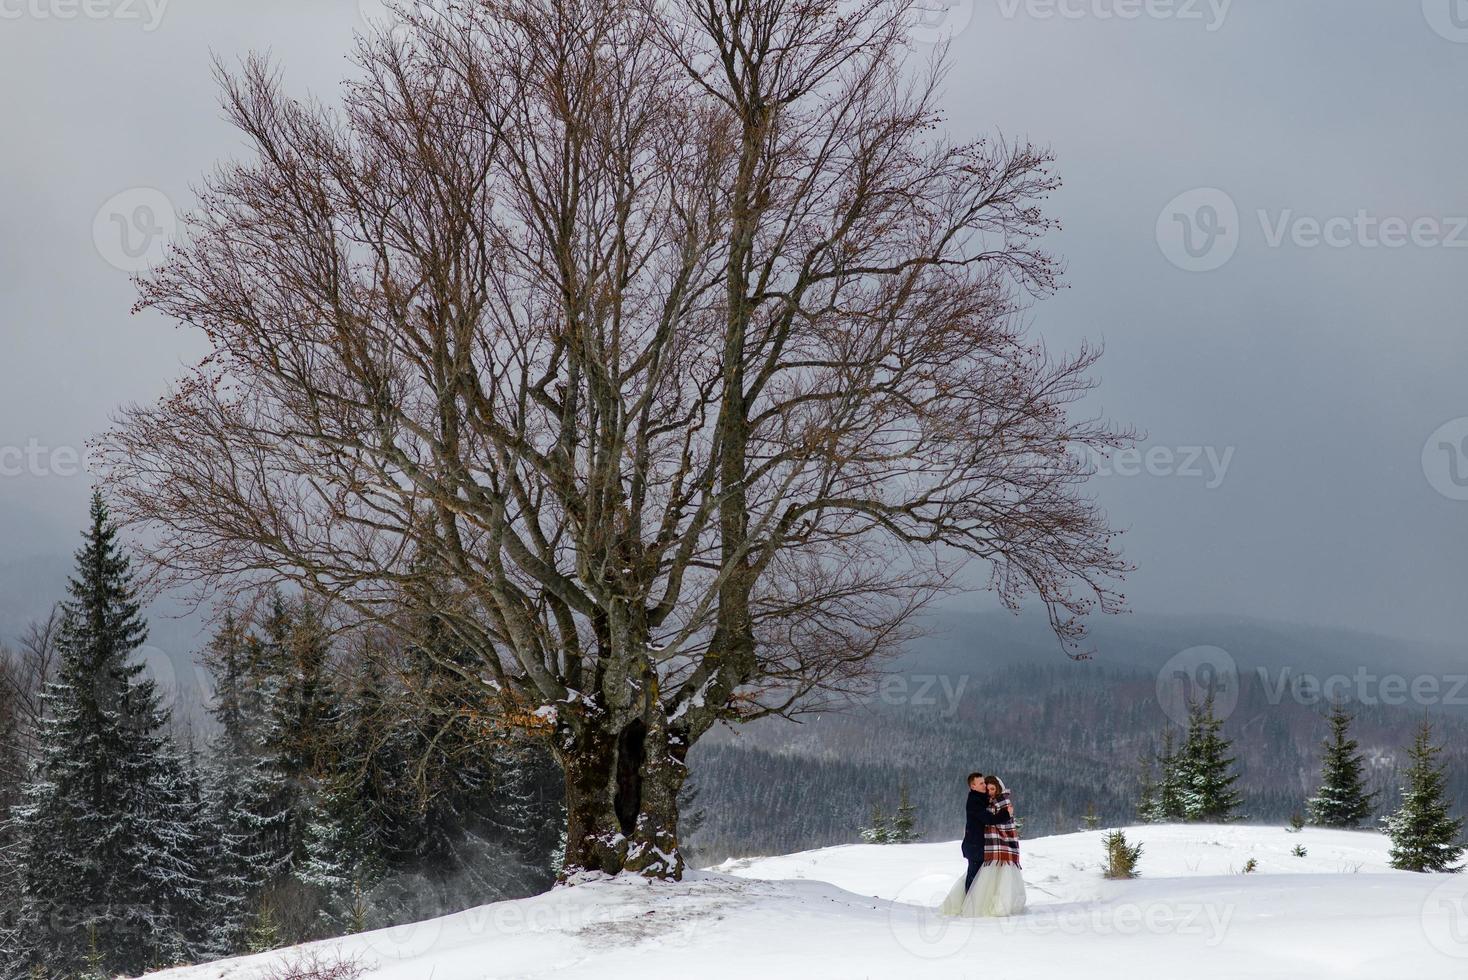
[100,0,1129,879]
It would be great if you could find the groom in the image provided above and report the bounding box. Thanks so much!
[961,771,988,891]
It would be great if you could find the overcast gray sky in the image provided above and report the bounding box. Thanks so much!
[1,0,1465,648]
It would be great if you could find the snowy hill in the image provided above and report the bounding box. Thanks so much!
[142,825,1468,979]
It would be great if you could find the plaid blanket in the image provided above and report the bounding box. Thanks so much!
[983,791,1021,867]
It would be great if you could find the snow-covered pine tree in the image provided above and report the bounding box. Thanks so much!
[246,899,281,954]
[1144,728,1186,822]
[1383,722,1465,873]
[371,591,562,917]
[1306,700,1376,828]
[0,910,16,979]
[1135,750,1158,822]
[147,749,212,965]
[250,594,301,875]
[262,598,340,869]
[891,784,919,843]
[678,777,707,841]
[296,661,389,934]
[860,803,891,844]
[0,655,24,978]
[10,492,206,976]
[197,621,256,958]
[1178,694,1241,822]
[198,614,292,957]
[77,926,108,980]
[297,795,370,934]
[240,593,351,942]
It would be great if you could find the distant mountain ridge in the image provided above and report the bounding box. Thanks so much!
[686,609,1468,864]
[905,606,1465,680]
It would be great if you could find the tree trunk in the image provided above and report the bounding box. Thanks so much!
[556,713,687,881]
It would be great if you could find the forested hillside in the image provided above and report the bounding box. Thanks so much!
[684,612,1468,863]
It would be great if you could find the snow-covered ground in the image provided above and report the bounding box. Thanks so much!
[143,825,1468,979]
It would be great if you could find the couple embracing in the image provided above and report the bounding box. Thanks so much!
[939,772,1027,918]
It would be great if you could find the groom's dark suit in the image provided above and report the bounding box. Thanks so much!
[960,788,992,891]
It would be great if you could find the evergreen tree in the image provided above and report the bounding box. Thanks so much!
[1306,700,1375,829]
[1135,751,1157,822]
[262,598,340,869]
[1383,722,1465,873]
[891,784,919,843]
[296,661,390,933]
[1144,729,1186,822]
[10,492,206,975]
[246,899,281,954]
[236,593,349,943]
[860,803,890,844]
[387,595,561,908]
[78,927,108,980]
[678,778,707,841]
[297,796,372,933]
[1177,694,1241,822]
[195,584,564,947]
[248,593,301,881]
[1102,829,1142,879]
[198,615,291,957]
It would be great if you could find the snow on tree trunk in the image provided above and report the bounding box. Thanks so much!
[557,716,686,881]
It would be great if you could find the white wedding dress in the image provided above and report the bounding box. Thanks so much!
[938,862,1027,918]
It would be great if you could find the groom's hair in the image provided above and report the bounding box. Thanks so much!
[967,772,983,784]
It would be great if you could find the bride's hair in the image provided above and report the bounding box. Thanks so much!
[984,775,1006,796]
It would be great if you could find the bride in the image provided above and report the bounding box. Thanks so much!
[940,775,1027,918]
